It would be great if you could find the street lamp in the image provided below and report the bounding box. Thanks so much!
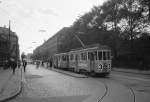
[39,29,46,32]
[39,29,47,43]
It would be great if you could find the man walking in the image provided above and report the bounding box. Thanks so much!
[21,52,27,72]
[23,60,27,72]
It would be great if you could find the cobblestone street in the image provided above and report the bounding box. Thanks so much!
[7,65,150,102]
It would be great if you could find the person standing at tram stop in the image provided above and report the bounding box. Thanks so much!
[23,60,27,72]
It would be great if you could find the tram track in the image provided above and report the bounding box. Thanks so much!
[109,75,137,102]
[118,81,136,102]
[52,68,137,102]
[128,86,136,102]
[93,76,136,102]
[97,80,108,102]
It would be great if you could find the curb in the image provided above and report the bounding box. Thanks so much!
[0,68,23,102]
[50,68,88,78]
[112,69,150,75]
[0,81,23,102]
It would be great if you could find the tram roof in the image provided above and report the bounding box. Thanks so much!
[70,44,110,52]
[54,44,110,56]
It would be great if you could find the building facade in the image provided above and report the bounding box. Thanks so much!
[33,27,69,61]
[0,27,19,67]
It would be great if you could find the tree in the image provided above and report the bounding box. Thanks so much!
[117,0,144,48]
[95,0,123,59]
[140,0,150,21]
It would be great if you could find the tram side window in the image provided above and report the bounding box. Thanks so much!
[66,55,69,61]
[65,55,69,61]
[70,54,74,60]
[81,53,87,60]
[98,51,102,60]
[84,53,87,60]
[78,53,81,61]
[75,54,78,61]
[88,52,94,61]
[62,55,66,61]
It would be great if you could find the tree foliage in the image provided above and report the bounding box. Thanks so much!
[33,0,150,69]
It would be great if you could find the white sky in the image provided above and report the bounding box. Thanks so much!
[0,0,106,54]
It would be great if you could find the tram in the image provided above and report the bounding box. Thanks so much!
[53,44,112,76]
[54,52,69,69]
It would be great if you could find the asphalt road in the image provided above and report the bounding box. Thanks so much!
[8,65,150,102]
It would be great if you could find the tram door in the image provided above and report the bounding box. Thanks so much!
[88,52,95,72]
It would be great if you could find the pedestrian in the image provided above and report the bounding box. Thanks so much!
[17,60,21,68]
[42,61,44,66]
[9,58,17,74]
[23,60,27,72]
[36,61,40,69]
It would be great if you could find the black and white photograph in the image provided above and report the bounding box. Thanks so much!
[0,0,150,102]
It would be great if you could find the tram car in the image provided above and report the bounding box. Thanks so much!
[54,52,69,69]
[53,44,112,75]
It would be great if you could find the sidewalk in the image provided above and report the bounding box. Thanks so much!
[112,67,150,75]
[0,67,22,102]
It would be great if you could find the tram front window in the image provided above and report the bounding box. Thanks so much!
[107,51,111,60]
[103,52,106,60]
[94,51,98,60]
[101,51,111,60]
[98,51,102,60]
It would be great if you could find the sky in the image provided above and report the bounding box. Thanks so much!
[0,0,106,54]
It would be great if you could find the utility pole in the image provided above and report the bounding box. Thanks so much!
[16,36,18,61]
[8,20,11,60]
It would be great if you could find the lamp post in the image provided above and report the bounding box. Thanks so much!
[8,20,11,61]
